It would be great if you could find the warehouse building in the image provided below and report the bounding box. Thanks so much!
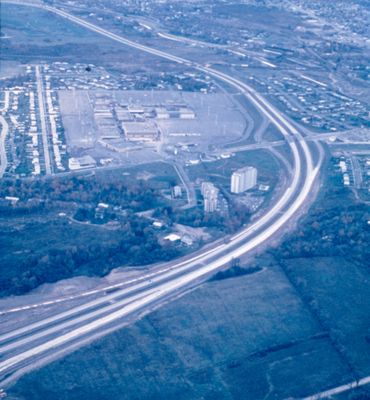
[68,155,97,170]
[122,121,160,142]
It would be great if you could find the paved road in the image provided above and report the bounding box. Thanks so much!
[173,162,197,208]
[300,376,370,400]
[350,154,363,189]
[0,116,9,177]
[1,0,321,388]
[217,139,284,155]
[35,65,52,175]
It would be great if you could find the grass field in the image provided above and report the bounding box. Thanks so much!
[283,257,370,377]
[1,5,99,46]
[187,149,280,192]
[7,266,354,400]
[0,3,166,70]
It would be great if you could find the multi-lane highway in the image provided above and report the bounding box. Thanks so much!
[0,0,324,392]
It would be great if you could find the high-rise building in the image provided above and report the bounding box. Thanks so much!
[172,185,182,198]
[201,182,219,213]
[231,166,257,194]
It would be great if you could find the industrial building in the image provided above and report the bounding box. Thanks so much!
[201,181,219,213]
[93,99,121,139]
[122,121,160,142]
[178,107,196,119]
[231,166,257,194]
[115,107,135,122]
[95,116,121,139]
[68,155,97,170]
[155,106,195,119]
[155,107,171,119]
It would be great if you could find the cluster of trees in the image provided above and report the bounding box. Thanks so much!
[74,207,113,224]
[0,173,254,297]
[154,202,251,233]
[273,162,370,266]
[0,175,161,212]
[0,215,181,297]
[276,201,369,263]
[211,265,262,281]
[0,172,179,297]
